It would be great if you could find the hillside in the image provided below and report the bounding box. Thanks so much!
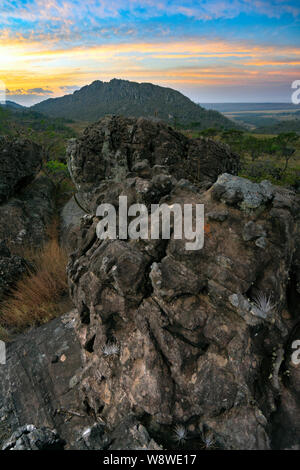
[0,106,76,160]
[31,79,238,130]
[0,100,24,111]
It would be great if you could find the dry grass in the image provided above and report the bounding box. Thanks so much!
[0,219,70,335]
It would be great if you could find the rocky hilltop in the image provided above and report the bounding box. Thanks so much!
[65,117,300,449]
[31,79,238,130]
[0,117,299,450]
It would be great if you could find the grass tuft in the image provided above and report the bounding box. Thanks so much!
[0,219,70,335]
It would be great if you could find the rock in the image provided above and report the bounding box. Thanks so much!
[271,322,300,450]
[2,425,64,450]
[77,423,109,450]
[0,136,42,203]
[2,119,299,450]
[60,196,86,253]
[255,237,268,249]
[207,210,229,222]
[65,119,300,450]
[108,417,162,450]
[77,417,161,450]
[0,311,94,450]
[0,241,27,301]
[211,173,274,210]
[0,175,55,249]
[67,115,239,201]
[242,221,267,241]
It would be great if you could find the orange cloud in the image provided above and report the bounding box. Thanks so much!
[1,34,299,98]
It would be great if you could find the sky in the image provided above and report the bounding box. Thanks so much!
[1,0,300,106]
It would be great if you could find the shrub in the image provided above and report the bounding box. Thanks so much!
[45,159,68,175]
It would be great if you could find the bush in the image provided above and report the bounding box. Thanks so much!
[239,160,300,188]
[45,159,68,176]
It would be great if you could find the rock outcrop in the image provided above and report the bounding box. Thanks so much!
[60,196,86,253]
[0,136,42,203]
[1,118,299,450]
[65,117,300,449]
[0,175,55,250]
[67,115,240,198]
[0,241,27,301]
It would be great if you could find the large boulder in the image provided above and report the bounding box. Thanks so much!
[67,115,240,199]
[0,175,55,250]
[66,120,300,450]
[0,136,42,203]
[0,136,55,250]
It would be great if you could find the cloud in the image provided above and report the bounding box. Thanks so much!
[0,0,299,33]
[1,1,299,104]
[2,36,299,99]
[6,87,54,98]
[27,87,53,94]
[60,85,81,92]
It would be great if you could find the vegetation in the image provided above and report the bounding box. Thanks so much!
[0,219,70,336]
[0,106,78,340]
[238,132,300,187]
[185,127,300,188]
[31,79,240,130]
[255,119,300,135]
[0,106,76,161]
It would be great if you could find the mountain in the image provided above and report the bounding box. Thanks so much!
[1,100,24,111]
[31,79,238,130]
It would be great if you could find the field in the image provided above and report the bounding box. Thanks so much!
[200,102,300,133]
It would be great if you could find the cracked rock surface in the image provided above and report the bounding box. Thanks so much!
[66,117,300,449]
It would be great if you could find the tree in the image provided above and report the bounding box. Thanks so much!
[242,135,261,161]
[275,132,299,176]
[200,128,218,138]
[221,129,244,152]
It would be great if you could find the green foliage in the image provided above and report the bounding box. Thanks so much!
[221,129,245,152]
[199,128,219,138]
[45,160,68,175]
[203,128,300,188]
[31,79,241,131]
[0,107,77,161]
[255,119,300,135]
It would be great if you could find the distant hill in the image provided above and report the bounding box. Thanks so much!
[0,100,24,111]
[31,79,238,130]
[200,102,300,113]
